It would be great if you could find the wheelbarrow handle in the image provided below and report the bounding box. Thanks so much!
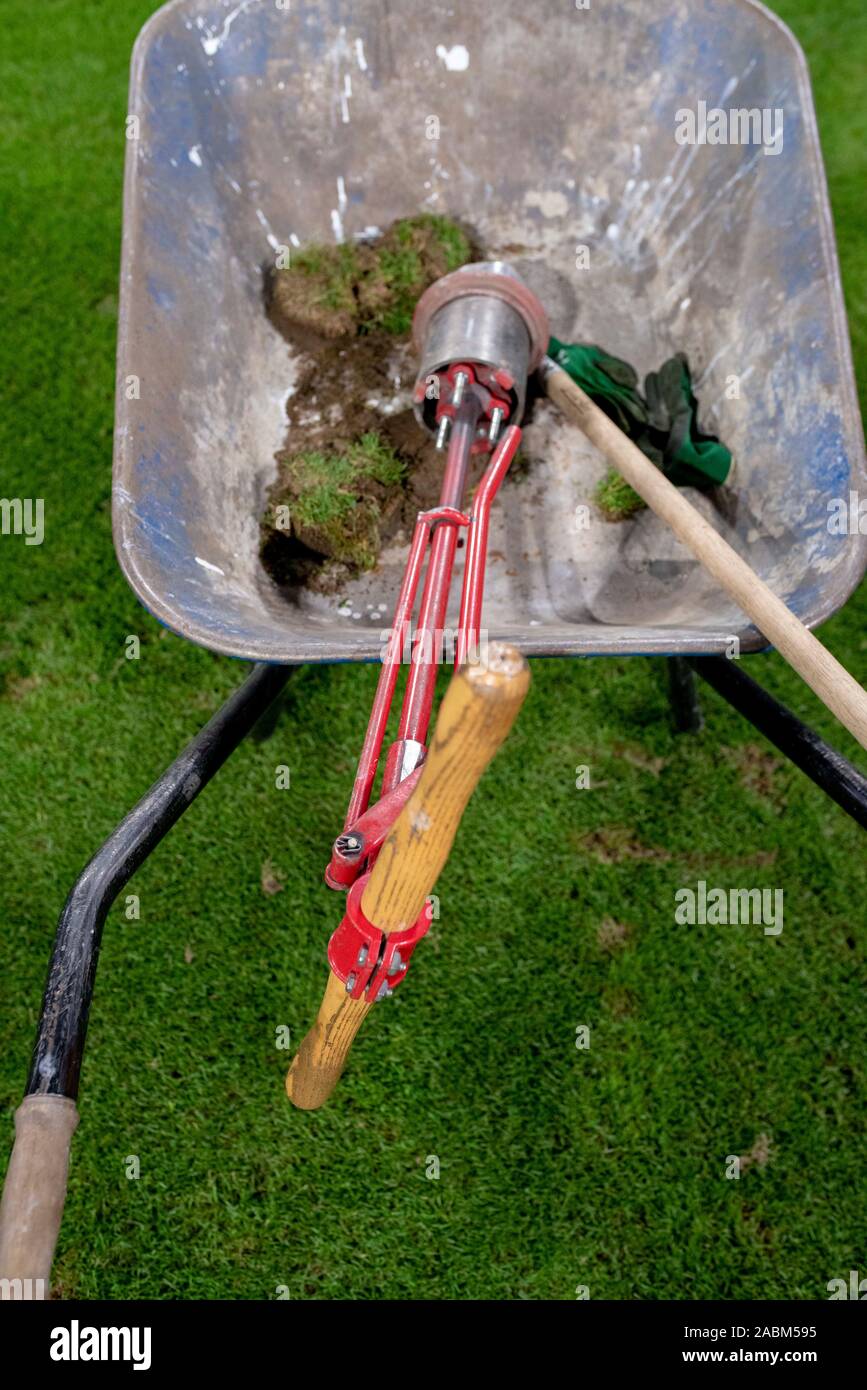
[543,360,867,754]
[286,642,531,1110]
[0,1096,79,1297]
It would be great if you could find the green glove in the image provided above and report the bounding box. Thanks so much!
[643,354,731,487]
[547,338,732,489]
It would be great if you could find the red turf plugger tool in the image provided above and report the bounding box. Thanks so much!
[287,262,548,1108]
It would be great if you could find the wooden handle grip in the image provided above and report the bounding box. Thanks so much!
[0,1095,79,1298]
[286,642,530,1110]
[285,972,372,1111]
[545,363,867,752]
[361,643,531,928]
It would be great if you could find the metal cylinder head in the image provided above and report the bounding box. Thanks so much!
[412,262,549,448]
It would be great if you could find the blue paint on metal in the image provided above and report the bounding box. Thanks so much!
[145,274,177,311]
[797,408,850,498]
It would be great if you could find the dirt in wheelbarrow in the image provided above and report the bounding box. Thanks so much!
[260,214,498,594]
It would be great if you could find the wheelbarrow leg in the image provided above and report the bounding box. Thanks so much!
[688,656,867,830]
[666,655,704,733]
[0,661,291,1299]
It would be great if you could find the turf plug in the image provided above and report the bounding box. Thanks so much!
[262,215,476,588]
[261,433,407,582]
[269,215,474,341]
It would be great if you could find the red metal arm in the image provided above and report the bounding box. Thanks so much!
[326,400,522,892]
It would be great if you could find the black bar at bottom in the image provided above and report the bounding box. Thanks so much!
[26,662,292,1100]
[7,1296,860,1368]
[689,655,867,829]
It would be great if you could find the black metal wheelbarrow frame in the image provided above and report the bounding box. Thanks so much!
[21,664,867,1114]
[1,652,864,1298]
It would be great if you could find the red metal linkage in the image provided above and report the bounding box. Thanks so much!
[456,424,521,667]
[341,514,430,833]
[326,394,522,958]
[393,393,482,759]
[326,761,424,889]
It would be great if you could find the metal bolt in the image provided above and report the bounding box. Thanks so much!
[357,944,369,966]
[345,972,357,993]
[387,949,403,975]
[489,406,504,443]
[451,370,468,407]
[436,415,451,450]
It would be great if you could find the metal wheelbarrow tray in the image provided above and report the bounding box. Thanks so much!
[114,0,866,661]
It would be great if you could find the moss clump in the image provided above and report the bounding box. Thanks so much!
[269,214,474,340]
[262,432,406,576]
[594,469,646,521]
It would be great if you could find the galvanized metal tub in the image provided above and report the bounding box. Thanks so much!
[114,0,866,661]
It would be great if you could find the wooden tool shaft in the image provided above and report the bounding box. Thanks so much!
[286,642,530,1110]
[544,363,867,752]
[0,1095,79,1298]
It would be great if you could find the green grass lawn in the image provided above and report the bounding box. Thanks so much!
[1,0,865,1300]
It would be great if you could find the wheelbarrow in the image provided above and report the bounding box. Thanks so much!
[2,0,866,1298]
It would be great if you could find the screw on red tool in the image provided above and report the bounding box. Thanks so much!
[324,262,548,993]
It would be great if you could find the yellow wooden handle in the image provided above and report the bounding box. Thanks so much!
[286,642,531,1110]
[544,361,867,752]
[285,973,373,1112]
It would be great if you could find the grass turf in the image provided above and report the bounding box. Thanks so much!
[1,0,866,1300]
